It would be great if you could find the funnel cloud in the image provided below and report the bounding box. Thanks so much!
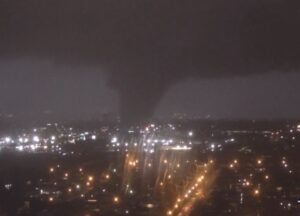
[1,0,300,125]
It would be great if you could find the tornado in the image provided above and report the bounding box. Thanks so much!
[1,0,300,125]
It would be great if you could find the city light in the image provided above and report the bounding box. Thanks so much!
[113,196,119,204]
[0,121,298,215]
[5,137,11,143]
[33,136,40,142]
[257,159,262,165]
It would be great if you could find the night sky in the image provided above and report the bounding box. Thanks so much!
[1,0,300,123]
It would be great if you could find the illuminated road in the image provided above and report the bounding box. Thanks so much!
[165,160,218,216]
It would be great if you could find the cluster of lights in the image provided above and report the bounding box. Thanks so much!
[227,151,299,213]
[3,121,298,215]
[281,157,294,174]
[166,161,212,216]
[44,163,119,205]
[108,125,195,154]
[229,158,266,199]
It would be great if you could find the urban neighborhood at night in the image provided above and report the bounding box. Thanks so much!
[0,119,299,215]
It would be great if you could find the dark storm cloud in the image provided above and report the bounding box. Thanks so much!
[1,0,300,125]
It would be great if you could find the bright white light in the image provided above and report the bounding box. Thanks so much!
[5,137,11,143]
[16,146,24,151]
[146,203,154,209]
[33,136,40,142]
[188,131,193,137]
[91,135,96,140]
[111,137,118,143]
[171,146,192,151]
[51,136,56,141]
[4,184,12,190]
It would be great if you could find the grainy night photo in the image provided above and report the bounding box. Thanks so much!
[0,0,300,215]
